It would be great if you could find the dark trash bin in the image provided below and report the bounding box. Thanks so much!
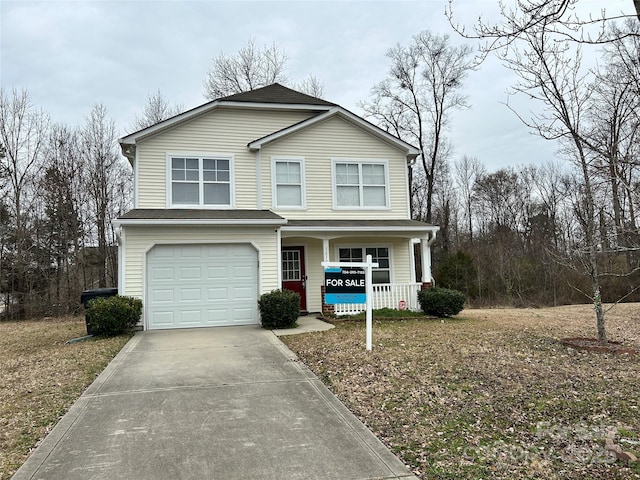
[80,288,118,335]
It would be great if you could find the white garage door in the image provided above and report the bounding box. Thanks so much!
[147,244,258,329]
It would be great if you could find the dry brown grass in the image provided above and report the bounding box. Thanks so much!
[0,317,131,480]
[282,303,640,479]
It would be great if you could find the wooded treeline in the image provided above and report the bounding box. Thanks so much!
[0,92,131,319]
[429,158,640,306]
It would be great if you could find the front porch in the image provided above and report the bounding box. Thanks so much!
[278,219,438,315]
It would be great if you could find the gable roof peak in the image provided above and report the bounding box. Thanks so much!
[219,83,336,107]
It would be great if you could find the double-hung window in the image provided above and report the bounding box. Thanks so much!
[338,246,391,284]
[273,158,305,208]
[334,160,388,208]
[170,155,232,207]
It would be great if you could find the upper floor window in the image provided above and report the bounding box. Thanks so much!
[272,158,305,208]
[169,155,233,207]
[333,160,388,208]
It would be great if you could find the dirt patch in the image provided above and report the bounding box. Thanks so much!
[282,303,640,479]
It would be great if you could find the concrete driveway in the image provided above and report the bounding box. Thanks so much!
[12,325,416,480]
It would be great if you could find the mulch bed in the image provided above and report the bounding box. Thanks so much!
[561,337,638,356]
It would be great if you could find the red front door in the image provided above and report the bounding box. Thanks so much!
[282,246,307,313]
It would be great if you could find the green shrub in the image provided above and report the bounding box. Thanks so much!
[258,289,300,329]
[417,287,466,317]
[86,295,143,337]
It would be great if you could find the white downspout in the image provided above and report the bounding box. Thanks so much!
[115,225,125,295]
[256,149,262,210]
[276,226,282,289]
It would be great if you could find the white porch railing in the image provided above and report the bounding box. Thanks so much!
[333,283,422,316]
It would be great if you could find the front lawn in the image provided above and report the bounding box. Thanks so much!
[0,317,131,479]
[282,304,640,479]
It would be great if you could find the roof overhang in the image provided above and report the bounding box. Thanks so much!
[281,219,438,239]
[114,209,288,227]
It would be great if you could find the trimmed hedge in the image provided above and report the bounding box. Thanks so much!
[258,289,300,329]
[86,295,143,337]
[417,287,466,318]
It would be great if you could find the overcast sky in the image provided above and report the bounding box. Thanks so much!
[0,0,634,172]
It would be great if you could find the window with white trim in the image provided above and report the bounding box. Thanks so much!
[273,158,305,208]
[338,246,391,284]
[334,160,388,208]
[170,155,232,206]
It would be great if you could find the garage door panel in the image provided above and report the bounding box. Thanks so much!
[205,245,229,257]
[179,266,202,281]
[178,309,202,325]
[151,267,175,282]
[207,286,228,301]
[179,288,202,302]
[232,307,255,322]
[207,266,228,281]
[206,308,230,324]
[147,244,259,329]
[150,311,175,328]
[178,246,203,259]
[233,286,255,302]
[233,265,255,279]
[152,248,177,260]
[152,289,174,302]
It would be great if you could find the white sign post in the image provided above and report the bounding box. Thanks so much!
[322,254,378,351]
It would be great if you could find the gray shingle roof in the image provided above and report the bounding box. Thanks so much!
[219,83,336,106]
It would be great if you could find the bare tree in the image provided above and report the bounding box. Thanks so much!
[204,39,289,99]
[360,30,475,223]
[203,38,325,101]
[130,90,183,131]
[453,155,485,242]
[295,75,325,98]
[585,20,640,254]
[446,0,640,54]
[81,104,131,288]
[0,88,49,318]
[494,14,640,343]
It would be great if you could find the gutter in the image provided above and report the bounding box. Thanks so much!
[114,219,288,227]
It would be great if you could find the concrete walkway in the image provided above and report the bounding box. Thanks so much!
[271,314,335,336]
[12,321,416,480]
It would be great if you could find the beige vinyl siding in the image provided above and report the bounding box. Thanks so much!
[135,108,313,209]
[263,116,410,219]
[122,225,279,301]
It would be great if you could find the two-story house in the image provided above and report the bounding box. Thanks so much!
[116,84,438,330]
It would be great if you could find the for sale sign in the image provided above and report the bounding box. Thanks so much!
[324,267,366,304]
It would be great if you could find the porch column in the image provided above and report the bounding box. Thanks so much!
[322,238,330,262]
[421,235,432,288]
